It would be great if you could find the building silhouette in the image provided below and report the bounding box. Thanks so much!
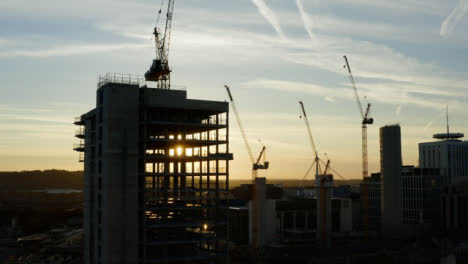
[74,73,232,264]
[401,166,440,227]
[360,173,381,232]
[380,124,402,236]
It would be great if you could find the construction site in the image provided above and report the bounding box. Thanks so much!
[67,1,468,264]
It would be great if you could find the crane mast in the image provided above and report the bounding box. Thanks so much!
[145,0,175,89]
[343,55,374,239]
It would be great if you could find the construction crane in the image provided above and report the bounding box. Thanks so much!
[343,55,373,179]
[145,0,175,89]
[298,103,345,191]
[323,154,331,174]
[224,85,269,180]
[225,85,268,250]
[299,101,335,248]
[299,101,321,177]
[343,55,374,237]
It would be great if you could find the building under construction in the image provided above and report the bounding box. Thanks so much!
[74,74,232,263]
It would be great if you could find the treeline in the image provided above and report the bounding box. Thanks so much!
[0,170,83,191]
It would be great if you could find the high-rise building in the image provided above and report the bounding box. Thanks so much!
[401,166,440,227]
[419,132,468,185]
[380,124,402,236]
[74,73,233,264]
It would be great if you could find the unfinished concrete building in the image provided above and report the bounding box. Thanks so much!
[74,73,232,264]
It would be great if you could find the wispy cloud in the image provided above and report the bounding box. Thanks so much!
[242,79,351,102]
[251,0,286,39]
[0,42,149,58]
[440,0,468,37]
[324,96,336,103]
[242,78,466,112]
[423,109,445,130]
[296,0,317,43]
[395,105,402,116]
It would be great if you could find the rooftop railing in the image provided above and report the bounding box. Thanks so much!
[97,73,187,91]
[97,73,145,89]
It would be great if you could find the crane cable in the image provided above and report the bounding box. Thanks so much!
[155,0,165,26]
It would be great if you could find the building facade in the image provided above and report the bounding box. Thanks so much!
[441,179,468,234]
[74,73,232,264]
[419,134,468,185]
[401,166,440,227]
[360,173,381,231]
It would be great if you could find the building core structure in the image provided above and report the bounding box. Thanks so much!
[74,73,233,264]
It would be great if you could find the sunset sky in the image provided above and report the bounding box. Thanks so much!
[1,0,467,179]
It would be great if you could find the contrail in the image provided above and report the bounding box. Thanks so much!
[423,110,445,131]
[296,0,317,43]
[251,0,286,39]
[440,0,468,37]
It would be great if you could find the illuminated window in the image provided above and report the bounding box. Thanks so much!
[169,149,175,156]
[169,135,175,140]
[186,162,193,173]
[146,163,153,173]
[177,134,182,140]
[177,147,183,156]
[186,148,193,156]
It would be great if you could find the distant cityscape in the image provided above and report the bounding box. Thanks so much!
[1,1,468,264]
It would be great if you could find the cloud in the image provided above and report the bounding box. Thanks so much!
[0,42,149,58]
[395,105,402,116]
[295,0,317,43]
[325,96,336,103]
[440,0,468,37]
[423,110,445,130]
[332,0,448,17]
[251,0,286,39]
[242,78,467,112]
[242,79,352,101]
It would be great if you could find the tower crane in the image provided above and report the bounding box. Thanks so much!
[224,85,269,180]
[298,103,346,189]
[343,55,374,237]
[299,101,321,182]
[299,101,335,248]
[224,85,269,249]
[145,0,175,89]
[343,55,373,178]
